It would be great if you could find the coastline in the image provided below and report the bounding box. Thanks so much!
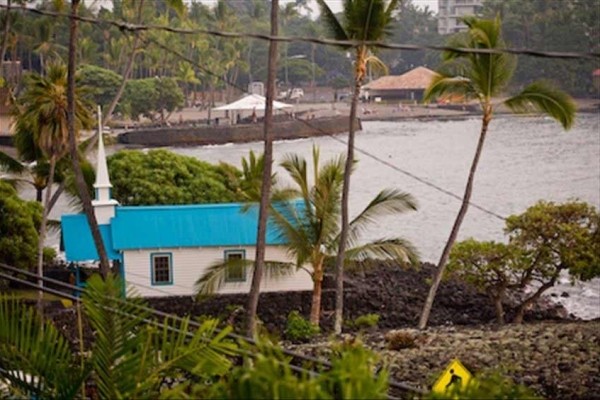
[1,98,597,150]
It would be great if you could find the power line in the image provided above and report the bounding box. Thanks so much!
[2,4,599,60]
[145,34,507,221]
[0,262,424,396]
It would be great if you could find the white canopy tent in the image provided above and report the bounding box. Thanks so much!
[213,94,293,111]
[212,94,293,125]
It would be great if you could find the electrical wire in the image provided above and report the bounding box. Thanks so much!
[1,3,599,60]
[0,262,424,396]
[143,34,507,221]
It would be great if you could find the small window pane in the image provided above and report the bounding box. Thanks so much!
[225,251,245,282]
[153,255,171,284]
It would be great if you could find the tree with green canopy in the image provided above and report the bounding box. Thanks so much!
[0,181,42,272]
[12,61,94,305]
[107,149,245,206]
[76,64,122,108]
[418,16,576,329]
[196,147,419,326]
[316,0,401,334]
[448,201,599,324]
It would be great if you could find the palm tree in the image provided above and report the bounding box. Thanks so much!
[66,0,113,278]
[316,0,400,334]
[0,0,12,70]
[197,147,419,326]
[417,16,576,330]
[15,62,93,310]
[0,274,236,399]
[246,0,279,337]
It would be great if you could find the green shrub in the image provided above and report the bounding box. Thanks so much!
[353,313,380,330]
[385,330,417,350]
[43,247,57,263]
[284,311,319,342]
[208,338,389,400]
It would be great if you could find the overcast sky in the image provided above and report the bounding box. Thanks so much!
[197,0,439,14]
[299,0,438,13]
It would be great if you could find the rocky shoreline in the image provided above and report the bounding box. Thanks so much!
[47,262,597,398]
[285,321,600,399]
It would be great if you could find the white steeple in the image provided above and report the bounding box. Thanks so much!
[92,106,119,224]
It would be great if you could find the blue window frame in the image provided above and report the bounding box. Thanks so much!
[224,249,246,282]
[150,252,173,285]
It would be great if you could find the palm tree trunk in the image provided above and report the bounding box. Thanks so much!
[310,274,323,325]
[333,47,365,335]
[67,0,111,278]
[246,0,278,337]
[0,0,11,70]
[104,0,145,125]
[418,109,492,330]
[37,154,55,317]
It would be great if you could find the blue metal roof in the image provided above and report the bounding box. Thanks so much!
[61,201,301,261]
[111,203,286,250]
[61,215,122,262]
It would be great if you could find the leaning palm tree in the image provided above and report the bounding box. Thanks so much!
[15,62,93,310]
[196,147,419,326]
[418,16,576,329]
[316,0,400,334]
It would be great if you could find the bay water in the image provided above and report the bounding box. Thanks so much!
[46,114,600,318]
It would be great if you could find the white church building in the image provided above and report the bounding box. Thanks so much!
[60,132,312,297]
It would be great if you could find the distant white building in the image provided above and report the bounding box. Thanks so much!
[437,0,484,35]
[61,132,312,298]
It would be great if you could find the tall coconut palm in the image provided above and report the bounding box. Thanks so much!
[316,0,400,334]
[16,62,93,310]
[66,0,112,279]
[417,16,576,329]
[246,0,279,338]
[196,147,419,326]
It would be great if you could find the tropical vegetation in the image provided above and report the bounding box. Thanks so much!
[0,274,391,399]
[317,0,401,335]
[418,16,576,329]
[196,147,419,326]
[0,181,42,272]
[447,201,600,324]
[10,61,94,309]
[106,149,247,205]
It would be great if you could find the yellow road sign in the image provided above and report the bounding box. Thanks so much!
[432,358,473,394]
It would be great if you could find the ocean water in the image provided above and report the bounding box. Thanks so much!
[174,114,600,319]
[43,113,600,319]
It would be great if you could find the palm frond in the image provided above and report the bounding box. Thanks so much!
[345,189,417,248]
[83,274,152,399]
[270,201,315,267]
[0,151,25,174]
[135,317,236,398]
[195,258,295,296]
[280,153,310,202]
[364,54,389,76]
[195,259,252,296]
[315,0,349,43]
[346,237,420,265]
[423,74,478,104]
[0,297,85,399]
[504,81,576,130]
[46,218,61,235]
